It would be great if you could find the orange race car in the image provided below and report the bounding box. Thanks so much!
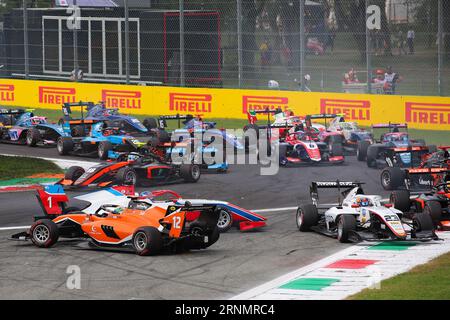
[11,186,220,256]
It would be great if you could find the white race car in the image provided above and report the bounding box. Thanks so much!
[296,181,436,243]
[38,186,266,233]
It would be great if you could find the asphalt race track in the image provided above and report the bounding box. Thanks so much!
[0,143,392,299]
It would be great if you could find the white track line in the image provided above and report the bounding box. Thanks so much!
[0,226,30,231]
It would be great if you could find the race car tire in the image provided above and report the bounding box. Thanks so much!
[98,141,113,160]
[26,128,41,147]
[57,137,74,155]
[366,146,378,168]
[390,190,411,212]
[116,167,138,186]
[414,212,434,233]
[423,201,443,227]
[216,208,233,233]
[187,223,220,249]
[143,118,158,130]
[381,167,406,191]
[132,226,163,256]
[180,164,201,183]
[65,166,85,182]
[62,207,82,214]
[330,143,344,157]
[357,140,371,161]
[71,125,85,137]
[30,219,59,248]
[337,215,356,243]
[243,124,259,151]
[279,144,288,167]
[296,204,319,232]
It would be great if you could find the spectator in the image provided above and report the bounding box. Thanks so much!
[397,30,407,55]
[384,66,402,95]
[407,28,415,55]
[260,40,271,66]
[343,68,359,84]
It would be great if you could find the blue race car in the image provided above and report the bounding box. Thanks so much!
[0,108,68,147]
[59,102,152,136]
[57,122,146,160]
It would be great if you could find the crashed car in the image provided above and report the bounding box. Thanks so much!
[380,147,450,190]
[279,131,344,166]
[59,102,151,136]
[11,185,220,255]
[296,181,436,243]
[390,168,450,230]
[0,108,68,147]
[357,123,432,168]
[60,151,201,188]
[57,122,146,160]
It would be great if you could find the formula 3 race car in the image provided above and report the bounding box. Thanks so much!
[11,186,220,255]
[390,168,450,230]
[25,185,266,233]
[296,181,436,243]
[0,108,68,147]
[57,122,146,160]
[357,123,433,168]
[327,115,373,154]
[60,151,201,188]
[278,131,344,166]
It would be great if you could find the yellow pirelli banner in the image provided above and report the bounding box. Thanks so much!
[1,78,450,131]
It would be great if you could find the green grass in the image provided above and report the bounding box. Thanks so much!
[0,155,62,180]
[349,252,450,300]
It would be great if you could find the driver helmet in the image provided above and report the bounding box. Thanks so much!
[357,197,370,207]
[30,117,43,125]
[127,153,140,162]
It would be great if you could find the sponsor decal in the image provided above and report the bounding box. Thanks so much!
[102,90,142,109]
[405,102,450,125]
[320,99,370,121]
[242,96,289,114]
[169,93,212,113]
[39,86,76,105]
[0,84,15,102]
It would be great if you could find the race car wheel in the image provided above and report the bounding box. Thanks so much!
[116,167,137,186]
[30,219,59,248]
[216,208,233,233]
[243,124,259,152]
[98,141,113,160]
[413,212,434,233]
[381,167,406,191]
[143,118,158,130]
[180,164,201,183]
[337,215,356,243]
[279,144,288,167]
[65,166,85,182]
[57,137,74,155]
[296,204,319,232]
[330,143,344,157]
[389,190,411,212]
[423,201,443,227]
[26,128,41,147]
[132,227,163,256]
[357,140,370,161]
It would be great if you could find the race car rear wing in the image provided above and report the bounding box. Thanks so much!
[157,114,195,129]
[372,123,408,130]
[310,181,365,207]
[305,114,339,120]
[406,168,450,176]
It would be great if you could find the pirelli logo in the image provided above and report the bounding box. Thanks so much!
[320,99,370,121]
[405,102,450,125]
[0,84,15,102]
[169,93,212,113]
[102,90,142,109]
[242,96,289,114]
[39,86,76,105]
